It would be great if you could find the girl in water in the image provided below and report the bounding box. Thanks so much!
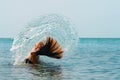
[24,37,64,64]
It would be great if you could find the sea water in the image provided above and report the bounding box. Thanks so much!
[0,38,120,80]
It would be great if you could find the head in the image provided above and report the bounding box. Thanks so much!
[31,42,44,53]
[30,37,64,59]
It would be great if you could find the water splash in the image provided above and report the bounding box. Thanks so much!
[10,14,78,64]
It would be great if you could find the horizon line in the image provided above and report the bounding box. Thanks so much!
[0,37,120,39]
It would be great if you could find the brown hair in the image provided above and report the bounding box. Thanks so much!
[35,37,64,59]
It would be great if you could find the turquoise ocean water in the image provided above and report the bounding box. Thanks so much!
[0,38,120,80]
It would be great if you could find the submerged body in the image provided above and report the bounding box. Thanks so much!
[25,37,64,64]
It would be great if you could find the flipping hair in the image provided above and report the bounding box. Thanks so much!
[36,37,64,59]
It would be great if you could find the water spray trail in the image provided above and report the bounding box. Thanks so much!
[10,14,78,64]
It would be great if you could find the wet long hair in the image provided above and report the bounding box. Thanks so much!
[35,37,64,59]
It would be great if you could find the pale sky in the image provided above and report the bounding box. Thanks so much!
[0,0,120,38]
